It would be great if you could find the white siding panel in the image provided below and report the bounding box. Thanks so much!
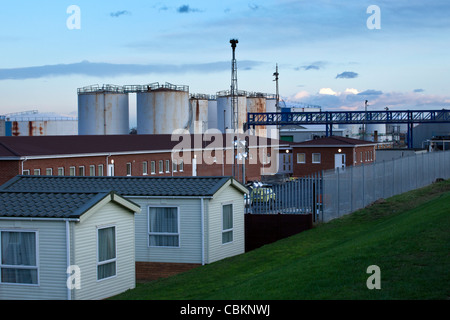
[132,198,202,264]
[72,202,136,300]
[0,220,68,300]
[207,187,245,264]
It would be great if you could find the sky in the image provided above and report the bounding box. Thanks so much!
[1,0,449,122]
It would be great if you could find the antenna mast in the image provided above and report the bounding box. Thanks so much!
[230,39,239,131]
[273,64,280,110]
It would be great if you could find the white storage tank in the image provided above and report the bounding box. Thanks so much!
[189,94,209,134]
[137,83,190,134]
[265,96,279,140]
[247,92,267,137]
[216,90,247,133]
[207,97,218,131]
[78,85,129,135]
[366,123,387,142]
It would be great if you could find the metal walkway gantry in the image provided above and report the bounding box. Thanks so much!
[247,109,450,148]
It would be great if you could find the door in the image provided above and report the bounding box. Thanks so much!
[334,154,346,171]
[108,164,115,176]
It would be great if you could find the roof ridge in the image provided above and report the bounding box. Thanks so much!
[0,141,20,156]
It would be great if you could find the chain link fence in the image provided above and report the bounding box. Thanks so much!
[322,150,450,223]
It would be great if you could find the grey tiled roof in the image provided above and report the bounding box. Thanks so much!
[0,176,241,197]
[0,191,113,219]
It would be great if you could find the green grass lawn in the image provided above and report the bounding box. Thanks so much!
[112,179,450,300]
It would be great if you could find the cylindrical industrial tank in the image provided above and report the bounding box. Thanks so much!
[78,85,129,135]
[0,117,5,136]
[265,97,279,140]
[207,97,218,130]
[216,90,247,133]
[340,124,361,139]
[247,93,267,137]
[137,83,190,134]
[189,95,209,134]
[366,123,387,142]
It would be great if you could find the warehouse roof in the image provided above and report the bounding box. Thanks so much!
[0,190,140,220]
[0,134,284,158]
[0,176,248,197]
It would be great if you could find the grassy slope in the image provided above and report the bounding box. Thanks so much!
[113,180,450,300]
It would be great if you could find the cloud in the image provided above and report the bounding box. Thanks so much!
[297,61,327,71]
[414,88,425,93]
[110,10,131,18]
[248,3,259,11]
[177,5,201,13]
[0,60,263,80]
[336,71,358,79]
[319,88,338,96]
[288,87,450,112]
[358,89,383,96]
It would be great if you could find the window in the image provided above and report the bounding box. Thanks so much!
[172,159,177,173]
[222,204,233,244]
[179,160,184,172]
[58,167,64,176]
[0,231,38,285]
[148,207,179,247]
[89,165,96,176]
[312,153,321,164]
[69,167,76,176]
[151,161,156,175]
[22,170,30,175]
[126,163,132,176]
[98,165,104,177]
[33,169,41,176]
[143,161,148,175]
[158,160,163,174]
[97,226,116,281]
[78,166,85,176]
[46,168,53,176]
[297,153,306,164]
[165,160,170,173]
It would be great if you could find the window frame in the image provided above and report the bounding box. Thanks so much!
[142,161,148,175]
[151,161,156,175]
[312,153,321,164]
[46,168,53,176]
[165,160,170,173]
[158,160,163,174]
[222,203,234,245]
[297,153,306,164]
[98,164,104,177]
[96,225,117,281]
[147,206,180,248]
[0,229,39,286]
[126,162,132,176]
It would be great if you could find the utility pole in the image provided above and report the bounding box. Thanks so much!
[364,100,369,141]
[230,39,239,132]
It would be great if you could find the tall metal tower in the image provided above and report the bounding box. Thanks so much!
[273,64,280,110]
[230,39,239,131]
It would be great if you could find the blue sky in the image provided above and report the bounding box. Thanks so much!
[1,0,449,119]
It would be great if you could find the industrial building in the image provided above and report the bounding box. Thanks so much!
[0,134,285,186]
[0,111,78,136]
[76,82,281,139]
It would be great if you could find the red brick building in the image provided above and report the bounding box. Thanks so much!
[0,134,282,186]
[290,136,377,177]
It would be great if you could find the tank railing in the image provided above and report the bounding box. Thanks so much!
[216,89,247,97]
[247,92,277,99]
[190,93,216,100]
[78,84,125,94]
[5,117,78,121]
